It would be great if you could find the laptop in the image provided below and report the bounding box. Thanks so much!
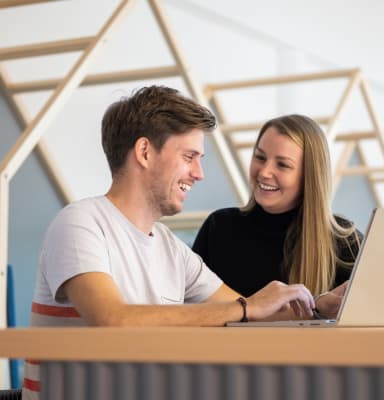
[226,208,384,328]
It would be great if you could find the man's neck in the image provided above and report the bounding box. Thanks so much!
[105,186,157,236]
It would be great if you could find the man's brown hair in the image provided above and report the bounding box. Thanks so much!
[102,85,216,175]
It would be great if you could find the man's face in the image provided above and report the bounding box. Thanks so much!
[147,128,205,218]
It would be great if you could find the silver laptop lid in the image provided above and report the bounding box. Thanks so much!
[337,208,384,326]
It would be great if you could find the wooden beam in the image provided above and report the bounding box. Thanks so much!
[326,69,362,143]
[340,166,384,176]
[7,65,180,93]
[0,0,138,333]
[355,143,383,207]
[0,0,54,8]
[161,211,210,230]
[205,68,358,93]
[0,0,137,181]
[371,177,384,183]
[0,64,73,204]
[332,141,356,194]
[149,0,249,204]
[220,122,264,134]
[209,93,249,189]
[0,36,94,60]
[220,116,331,135]
[335,130,378,142]
[234,141,257,149]
[359,77,384,153]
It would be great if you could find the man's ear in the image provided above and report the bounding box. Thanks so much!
[134,137,151,168]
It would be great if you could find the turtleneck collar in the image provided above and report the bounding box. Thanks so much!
[248,202,301,232]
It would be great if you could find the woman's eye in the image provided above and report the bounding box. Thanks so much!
[278,162,290,169]
[254,154,265,161]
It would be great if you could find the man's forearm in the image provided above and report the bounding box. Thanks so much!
[86,302,245,327]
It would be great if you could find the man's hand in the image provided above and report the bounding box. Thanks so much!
[315,280,349,319]
[246,280,315,320]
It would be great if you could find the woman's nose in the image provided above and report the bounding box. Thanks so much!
[258,162,273,178]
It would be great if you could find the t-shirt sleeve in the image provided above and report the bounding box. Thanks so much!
[40,205,111,303]
[180,238,222,303]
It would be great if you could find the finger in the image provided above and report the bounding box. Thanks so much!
[340,280,349,295]
[332,280,349,296]
[298,292,315,316]
[289,299,302,317]
[292,284,315,310]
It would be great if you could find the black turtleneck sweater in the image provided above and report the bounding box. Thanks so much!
[192,205,361,297]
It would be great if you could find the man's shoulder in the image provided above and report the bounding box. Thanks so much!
[56,196,105,218]
[47,196,108,235]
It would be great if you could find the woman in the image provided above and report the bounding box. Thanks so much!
[193,114,362,318]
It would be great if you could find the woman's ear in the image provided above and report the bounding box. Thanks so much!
[134,137,151,168]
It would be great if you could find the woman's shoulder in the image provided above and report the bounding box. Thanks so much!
[333,214,363,238]
[332,214,363,263]
[202,207,244,228]
[209,207,242,218]
[333,214,354,228]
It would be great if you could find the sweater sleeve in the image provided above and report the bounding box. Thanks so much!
[333,215,364,287]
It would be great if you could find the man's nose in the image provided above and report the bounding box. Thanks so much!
[191,159,204,181]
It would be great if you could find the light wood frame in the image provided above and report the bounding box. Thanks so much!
[205,68,384,203]
[0,0,247,340]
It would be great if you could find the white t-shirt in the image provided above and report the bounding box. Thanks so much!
[35,195,222,310]
[23,196,222,400]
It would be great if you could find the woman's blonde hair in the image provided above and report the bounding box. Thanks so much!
[241,114,359,295]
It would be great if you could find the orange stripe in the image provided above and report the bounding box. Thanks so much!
[25,359,40,365]
[23,377,40,392]
[32,302,80,317]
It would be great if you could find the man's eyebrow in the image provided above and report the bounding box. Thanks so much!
[184,149,204,157]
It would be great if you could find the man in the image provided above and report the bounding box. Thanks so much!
[23,86,314,399]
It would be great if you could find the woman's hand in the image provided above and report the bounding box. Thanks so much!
[315,280,349,319]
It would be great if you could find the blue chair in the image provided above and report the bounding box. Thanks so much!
[6,265,20,390]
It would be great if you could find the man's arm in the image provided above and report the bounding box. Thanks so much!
[63,272,314,327]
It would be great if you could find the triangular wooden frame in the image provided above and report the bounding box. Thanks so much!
[204,68,384,205]
[0,0,246,339]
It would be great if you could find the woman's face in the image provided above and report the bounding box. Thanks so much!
[249,126,304,214]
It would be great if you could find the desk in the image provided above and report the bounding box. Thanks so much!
[1,327,384,399]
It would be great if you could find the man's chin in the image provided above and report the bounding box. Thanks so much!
[161,203,183,217]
